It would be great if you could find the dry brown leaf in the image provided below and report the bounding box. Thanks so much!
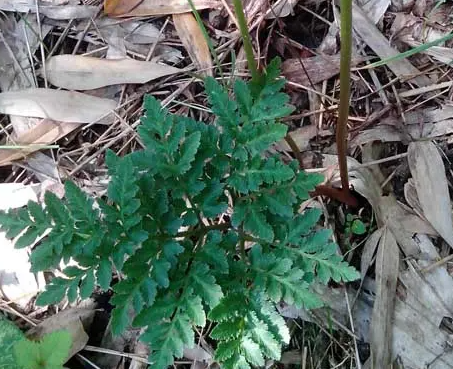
[404,178,423,215]
[0,2,98,18]
[0,89,116,124]
[360,228,382,278]
[45,55,182,90]
[370,226,400,368]
[39,5,98,19]
[274,125,319,152]
[104,0,143,15]
[106,0,219,16]
[184,347,212,363]
[0,1,96,18]
[26,307,95,360]
[390,12,453,66]
[408,141,453,247]
[322,155,422,256]
[282,55,363,86]
[379,196,421,256]
[173,13,213,77]
[0,120,81,166]
[357,0,390,23]
[265,0,299,18]
[380,106,453,125]
[352,3,432,87]
[351,119,453,146]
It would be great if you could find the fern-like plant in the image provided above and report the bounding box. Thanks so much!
[0,59,359,369]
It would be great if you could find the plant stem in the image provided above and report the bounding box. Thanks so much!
[239,226,246,261]
[337,0,352,192]
[176,222,231,238]
[284,134,304,169]
[232,0,260,83]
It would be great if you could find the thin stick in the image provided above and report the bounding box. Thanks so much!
[35,0,48,88]
[356,152,408,168]
[284,134,305,169]
[344,288,362,369]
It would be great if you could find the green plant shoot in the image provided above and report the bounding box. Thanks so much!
[0,59,359,369]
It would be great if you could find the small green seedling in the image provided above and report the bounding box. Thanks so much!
[345,213,367,238]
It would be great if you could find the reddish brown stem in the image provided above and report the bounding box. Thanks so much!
[337,0,353,195]
[311,184,358,207]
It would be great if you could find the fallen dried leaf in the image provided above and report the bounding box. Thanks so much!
[360,228,382,278]
[357,0,390,23]
[39,5,98,19]
[26,307,95,359]
[274,125,319,152]
[282,55,363,86]
[0,120,81,166]
[408,141,453,247]
[106,0,219,16]
[351,119,453,146]
[352,3,432,87]
[45,55,182,90]
[265,0,299,18]
[184,347,212,363]
[370,226,400,368]
[173,13,213,77]
[0,2,98,18]
[104,0,143,15]
[404,178,423,216]
[0,89,116,124]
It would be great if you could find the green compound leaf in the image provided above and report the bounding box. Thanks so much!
[36,278,69,306]
[244,207,274,243]
[205,77,239,130]
[0,56,359,369]
[242,338,264,367]
[0,316,26,369]
[210,318,244,340]
[190,262,223,308]
[141,313,194,369]
[250,245,323,309]
[96,259,112,290]
[176,131,201,175]
[14,330,72,369]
